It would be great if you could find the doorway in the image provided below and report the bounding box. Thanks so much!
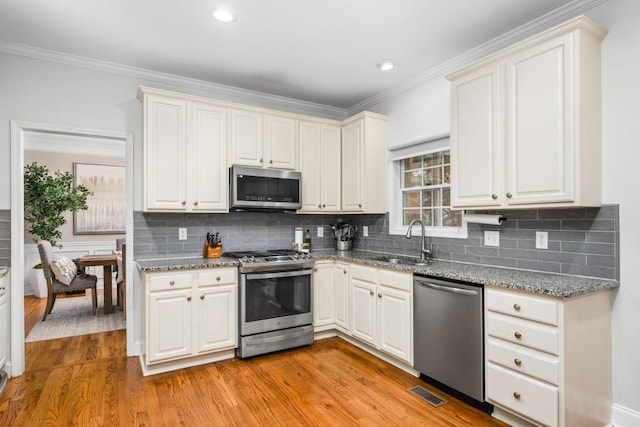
[10,121,134,377]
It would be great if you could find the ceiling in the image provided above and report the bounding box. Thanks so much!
[0,0,594,109]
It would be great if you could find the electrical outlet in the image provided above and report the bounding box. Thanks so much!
[362,226,369,237]
[317,227,323,237]
[536,231,548,249]
[178,228,187,240]
[484,230,500,247]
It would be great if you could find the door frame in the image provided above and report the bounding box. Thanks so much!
[9,120,134,376]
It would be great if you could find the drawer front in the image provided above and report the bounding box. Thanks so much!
[486,288,558,326]
[198,268,237,286]
[487,363,558,427]
[349,264,377,284]
[487,337,559,385]
[377,269,412,292]
[487,312,559,355]
[147,272,192,292]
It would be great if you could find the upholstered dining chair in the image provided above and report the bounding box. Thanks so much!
[37,240,98,321]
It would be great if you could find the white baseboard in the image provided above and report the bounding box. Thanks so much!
[612,403,640,427]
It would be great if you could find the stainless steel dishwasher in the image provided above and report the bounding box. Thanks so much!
[413,275,491,412]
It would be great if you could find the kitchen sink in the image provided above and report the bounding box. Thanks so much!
[371,256,429,266]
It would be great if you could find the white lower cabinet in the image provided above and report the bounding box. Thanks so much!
[485,286,612,427]
[142,267,237,375]
[313,261,350,333]
[349,264,413,365]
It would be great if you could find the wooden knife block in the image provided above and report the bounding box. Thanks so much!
[203,242,222,259]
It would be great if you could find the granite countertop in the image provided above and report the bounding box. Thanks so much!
[311,250,619,299]
[135,250,619,299]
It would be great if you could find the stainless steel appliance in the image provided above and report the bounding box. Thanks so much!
[413,275,492,413]
[224,249,315,358]
[229,165,302,211]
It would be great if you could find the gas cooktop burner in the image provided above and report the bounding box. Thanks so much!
[223,249,315,272]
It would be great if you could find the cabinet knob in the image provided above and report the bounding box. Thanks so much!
[369,290,374,296]
[358,204,362,208]
[491,194,498,200]
[513,392,521,400]
[513,303,521,311]
[181,201,186,205]
[322,204,326,208]
[514,331,522,339]
[187,296,192,301]
[514,358,522,366]
[506,192,513,199]
[194,201,198,206]
[313,268,318,272]
[318,204,322,208]
[269,159,273,164]
[216,276,221,281]
[343,270,347,275]
[259,158,264,163]
[200,295,205,300]
[169,280,175,286]
[377,293,382,298]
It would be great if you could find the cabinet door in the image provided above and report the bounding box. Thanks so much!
[333,263,349,332]
[265,115,297,169]
[450,64,503,208]
[377,286,412,364]
[505,33,574,205]
[144,95,188,210]
[298,121,322,212]
[197,284,237,353]
[148,289,193,363]
[190,103,228,212]
[230,109,263,167]
[350,278,376,345]
[341,119,365,212]
[313,262,335,328]
[0,292,6,368]
[320,125,342,212]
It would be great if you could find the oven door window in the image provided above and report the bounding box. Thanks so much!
[244,273,311,322]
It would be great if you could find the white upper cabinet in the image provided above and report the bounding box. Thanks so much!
[230,109,297,170]
[298,120,341,213]
[341,112,388,214]
[139,87,228,212]
[448,17,606,209]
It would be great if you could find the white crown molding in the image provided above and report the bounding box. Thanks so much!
[0,41,347,120]
[347,0,609,115]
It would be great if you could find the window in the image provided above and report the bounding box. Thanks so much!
[389,139,467,238]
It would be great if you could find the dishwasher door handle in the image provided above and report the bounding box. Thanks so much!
[415,279,478,296]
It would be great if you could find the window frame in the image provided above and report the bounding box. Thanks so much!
[388,138,468,239]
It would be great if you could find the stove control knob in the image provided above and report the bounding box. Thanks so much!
[249,256,255,262]
[241,256,248,263]
[293,254,299,259]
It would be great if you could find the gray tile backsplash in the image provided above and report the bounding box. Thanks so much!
[0,210,10,267]
[134,205,619,280]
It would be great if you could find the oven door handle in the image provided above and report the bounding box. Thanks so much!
[245,268,313,280]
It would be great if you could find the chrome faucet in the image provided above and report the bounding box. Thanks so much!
[405,219,432,263]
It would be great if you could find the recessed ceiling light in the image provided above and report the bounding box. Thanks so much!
[377,60,395,72]
[211,8,237,23]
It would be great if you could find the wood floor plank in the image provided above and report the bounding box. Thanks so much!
[9,296,508,426]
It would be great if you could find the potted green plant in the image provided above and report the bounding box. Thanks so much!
[24,162,92,297]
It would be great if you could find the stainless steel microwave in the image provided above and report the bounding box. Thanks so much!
[229,165,302,211]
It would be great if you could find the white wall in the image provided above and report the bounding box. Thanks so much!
[363,1,640,422]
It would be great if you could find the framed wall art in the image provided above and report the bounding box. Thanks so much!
[73,163,125,234]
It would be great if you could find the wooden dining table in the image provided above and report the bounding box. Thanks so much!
[79,254,118,314]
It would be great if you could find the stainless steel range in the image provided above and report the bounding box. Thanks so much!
[224,249,315,358]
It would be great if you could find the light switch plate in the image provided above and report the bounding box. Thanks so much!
[484,230,500,247]
[536,231,548,249]
[178,228,187,240]
[317,227,323,238]
[363,226,369,237]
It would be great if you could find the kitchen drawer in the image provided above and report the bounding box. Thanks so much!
[486,288,558,326]
[487,363,558,427]
[377,269,412,292]
[487,337,559,385]
[349,264,377,284]
[147,272,193,292]
[487,311,559,355]
[198,268,237,286]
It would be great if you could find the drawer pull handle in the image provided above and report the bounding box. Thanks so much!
[513,392,521,400]
[169,280,175,286]
[514,358,522,366]
[513,303,521,311]
[514,331,522,339]
[200,295,205,300]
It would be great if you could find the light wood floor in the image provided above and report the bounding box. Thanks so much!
[2,296,507,426]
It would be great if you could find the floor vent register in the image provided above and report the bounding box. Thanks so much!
[408,385,447,407]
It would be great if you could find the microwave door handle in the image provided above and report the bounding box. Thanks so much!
[246,269,313,280]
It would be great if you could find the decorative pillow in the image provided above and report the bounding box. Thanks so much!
[50,256,77,285]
